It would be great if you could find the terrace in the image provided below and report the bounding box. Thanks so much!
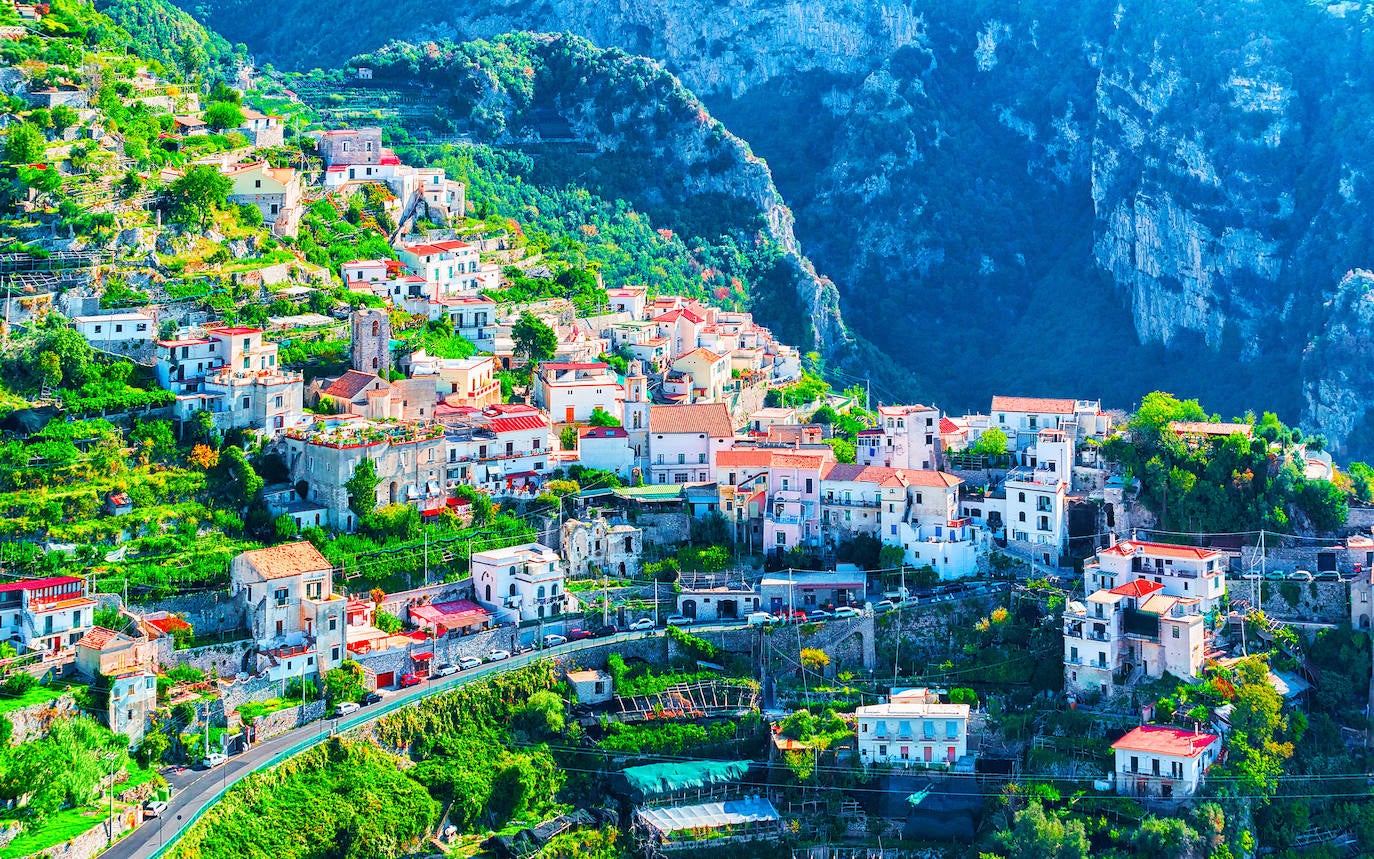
[284,418,445,449]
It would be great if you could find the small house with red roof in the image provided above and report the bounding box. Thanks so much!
[1112,725,1221,798]
[230,542,348,681]
[407,599,492,637]
[395,237,481,296]
[533,361,623,424]
[1063,577,1206,698]
[0,575,95,655]
[1088,539,1227,614]
[577,425,633,478]
[856,404,942,472]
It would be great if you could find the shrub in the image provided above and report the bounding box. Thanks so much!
[3,672,36,695]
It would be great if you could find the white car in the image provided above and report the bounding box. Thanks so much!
[334,701,360,717]
[485,649,511,662]
[432,662,459,677]
[202,753,228,769]
[665,614,693,626]
[832,606,860,618]
[542,634,568,648]
[628,618,655,631]
[457,656,482,670]
[873,599,897,613]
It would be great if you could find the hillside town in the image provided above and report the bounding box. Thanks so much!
[2,3,1374,859]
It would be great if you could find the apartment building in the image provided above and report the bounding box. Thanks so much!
[1062,578,1205,698]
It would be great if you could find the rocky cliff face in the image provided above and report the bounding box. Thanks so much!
[190,0,1374,451]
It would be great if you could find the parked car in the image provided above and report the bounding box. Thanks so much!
[807,609,833,621]
[1315,570,1341,582]
[399,672,423,688]
[628,618,655,631]
[457,655,482,670]
[334,701,360,717]
[485,649,511,662]
[362,690,387,706]
[143,800,168,818]
[790,609,809,622]
[542,634,568,648]
[747,611,774,626]
[832,606,860,618]
[593,624,619,638]
[1289,570,1313,581]
[202,753,227,770]
[665,614,693,626]
[432,662,458,678]
[567,628,593,641]
[873,599,897,613]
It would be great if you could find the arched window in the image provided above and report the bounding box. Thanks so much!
[537,585,546,600]
[389,482,397,503]
[372,356,379,369]
[509,583,516,597]
[371,320,380,337]
[484,585,491,602]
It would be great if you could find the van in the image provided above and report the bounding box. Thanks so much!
[747,611,773,626]
[883,587,910,602]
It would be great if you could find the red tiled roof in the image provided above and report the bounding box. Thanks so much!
[675,347,726,363]
[205,326,262,337]
[652,308,705,324]
[540,362,610,373]
[1109,578,1165,598]
[939,417,961,434]
[991,395,1077,414]
[410,599,489,629]
[0,575,83,594]
[77,626,130,650]
[147,615,191,634]
[579,426,629,439]
[649,403,733,437]
[488,414,549,434]
[822,463,962,488]
[238,542,331,580]
[1099,541,1222,561]
[1112,725,1219,758]
[322,370,384,400]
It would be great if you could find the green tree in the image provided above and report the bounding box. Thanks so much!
[588,407,621,427]
[168,164,231,232]
[971,427,1008,457]
[210,446,263,508]
[559,425,578,450]
[512,312,557,365]
[322,660,364,706]
[3,122,46,165]
[1132,817,1200,859]
[50,105,78,135]
[373,609,402,634]
[511,689,564,740]
[37,350,62,390]
[991,802,1090,859]
[878,543,906,570]
[202,101,244,131]
[345,458,380,519]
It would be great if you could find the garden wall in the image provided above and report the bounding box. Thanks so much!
[168,640,255,678]
[5,689,78,745]
[135,590,247,636]
[250,700,327,742]
[1247,580,1349,625]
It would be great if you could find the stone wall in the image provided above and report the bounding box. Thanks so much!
[637,511,691,547]
[17,810,133,859]
[874,591,1004,670]
[133,591,247,636]
[4,689,78,744]
[251,699,326,742]
[167,639,255,678]
[379,580,475,621]
[1243,580,1349,624]
[1347,507,1374,531]
[1238,545,1352,575]
[220,674,281,716]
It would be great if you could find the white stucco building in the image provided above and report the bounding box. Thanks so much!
[471,543,572,623]
[856,688,971,768]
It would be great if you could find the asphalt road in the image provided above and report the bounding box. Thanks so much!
[96,626,746,859]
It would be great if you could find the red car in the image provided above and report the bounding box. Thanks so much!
[567,629,593,641]
[790,610,809,622]
[399,672,423,688]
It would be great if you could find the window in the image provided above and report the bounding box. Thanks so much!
[1171,625,1180,639]
[1130,755,1139,773]
[329,616,337,631]
[1018,491,1026,502]
[274,395,283,408]
[677,453,686,465]
[275,588,288,606]
[915,492,923,504]
[332,646,340,661]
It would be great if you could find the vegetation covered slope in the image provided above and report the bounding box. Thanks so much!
[347,33,848,360]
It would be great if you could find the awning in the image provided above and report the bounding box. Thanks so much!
[636,798,780,835]
[411,651,434,661]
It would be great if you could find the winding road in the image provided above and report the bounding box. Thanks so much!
[98,625,743,859]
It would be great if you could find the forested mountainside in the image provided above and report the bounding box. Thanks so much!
[175,0,1374,453]
[346,34,848,358]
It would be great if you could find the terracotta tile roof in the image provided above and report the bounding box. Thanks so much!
[205,326,262,337]
[238,542,332,580]
[649,403,732,437]
[1099,541,1222,561]
[652,308,705,324]
[147,615,191,634]
[821,464,961,488]
[322,370,384,400]
[1112,725,1218,758]
[991,395,1077,414]
[488,414,548,434]
[675,347,726,363]
[77,626,131,650]
[1108,578,1165,598]
[939,417,961,434]
[716,449,777,469]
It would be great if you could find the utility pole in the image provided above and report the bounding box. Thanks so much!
[423,531,429,586]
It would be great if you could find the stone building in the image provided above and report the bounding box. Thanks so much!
[351,308,392,374]
[282,416,448,531]
[560,511,642,579]
[316,127,382,168]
